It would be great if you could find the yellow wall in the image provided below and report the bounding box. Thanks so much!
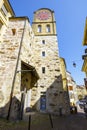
[60,57,67,91]
[82,18,87,79]
[0,0,15,42]
[83,18,87,45]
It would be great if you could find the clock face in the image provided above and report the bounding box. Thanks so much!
[36,11,51,20]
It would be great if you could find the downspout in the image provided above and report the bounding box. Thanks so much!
[7,19,26,120]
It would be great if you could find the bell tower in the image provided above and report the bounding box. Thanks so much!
[32,8,57,36]
[31,8,70,115]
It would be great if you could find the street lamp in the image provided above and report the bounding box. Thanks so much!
[73,62,76,67]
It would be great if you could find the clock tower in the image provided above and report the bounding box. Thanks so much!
[32,8,57,36]
[31,8,70,115]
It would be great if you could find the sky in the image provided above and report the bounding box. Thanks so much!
[9,0,87,85]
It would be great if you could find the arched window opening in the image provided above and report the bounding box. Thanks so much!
[38,25,42,32]
[46,25,50,32]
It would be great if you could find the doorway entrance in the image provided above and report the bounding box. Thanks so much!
[40,95,46,111]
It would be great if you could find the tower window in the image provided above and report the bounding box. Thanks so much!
[42,67,45,74]
[46,25,50,32]
[12,29,16,35]
[1,4,8,16]
[42,51,45,57]
[38,25,42,32]
[0,21,3,30]
[42,40,45,44]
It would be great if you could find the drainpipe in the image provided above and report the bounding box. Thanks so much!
[7,19,26,120]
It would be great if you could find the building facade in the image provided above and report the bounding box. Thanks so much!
[76,85,87,100]
[0,1,70,120]
[82,18,87,92]
[66,71,78,106]
[60,57,68,91]
[0,0,15,43]
[31,9,70,114]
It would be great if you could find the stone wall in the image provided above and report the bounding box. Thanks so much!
[30,35,66,113]
[0,17,35,119]
[30,8,70,115]
[0,8,70,119]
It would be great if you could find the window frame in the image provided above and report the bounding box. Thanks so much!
[42,51,45,57]
[42,67,45,74]
[42,40,45,44]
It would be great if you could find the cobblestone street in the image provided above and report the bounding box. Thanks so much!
[29,112,87,130]
[51,113,87,130]
[0,112,87,130]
